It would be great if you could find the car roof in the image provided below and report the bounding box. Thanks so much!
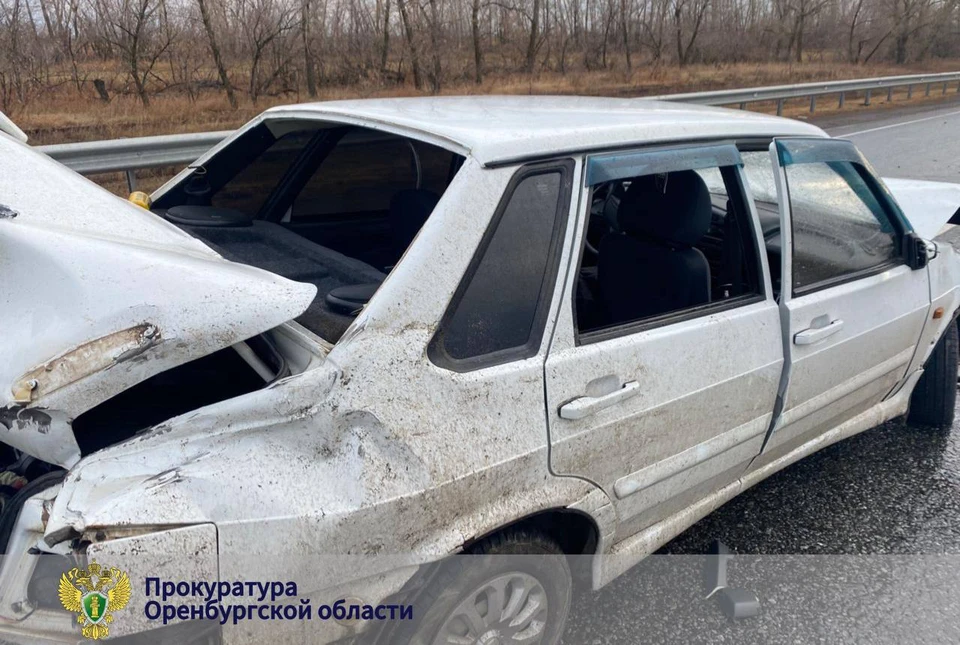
[263,95,827,166]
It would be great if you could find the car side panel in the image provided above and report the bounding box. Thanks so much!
[545,154,783,546]
[750,140,930,472]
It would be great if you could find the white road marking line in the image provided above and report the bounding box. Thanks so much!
[836,108,960,137]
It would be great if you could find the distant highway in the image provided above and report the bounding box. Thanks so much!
[824,100,960,182]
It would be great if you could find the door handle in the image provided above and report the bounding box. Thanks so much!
[559,381,640,420]
[794,318,844,345]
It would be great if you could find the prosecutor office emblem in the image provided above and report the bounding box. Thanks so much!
[58,561,132,640]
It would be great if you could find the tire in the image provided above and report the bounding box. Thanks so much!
[908,321,958,428]
[383,529,573,645]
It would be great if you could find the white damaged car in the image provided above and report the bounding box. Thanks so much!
[2,97,960,644]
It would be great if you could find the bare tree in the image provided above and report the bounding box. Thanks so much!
[889,0,933,63]
[231,0,297,103]
[525,0,541,72]
[0,0,47,112]
[9,0,960,112]
[301,0,317,96]
[395,0,422,89]
[197,0,237,107]
[38,0,85,91]
[94,0,175,106]
[378,0,391,74]
[471,0,482,82]
[619,0,632,69]
[673,0,709,65]
[423,0,442,91]
[788,0,832,62]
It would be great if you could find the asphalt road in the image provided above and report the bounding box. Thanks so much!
[819,99,960,182]
[562,99,960,644]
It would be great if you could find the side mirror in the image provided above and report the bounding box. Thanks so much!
[903,231,928,270]
[128,191,152,210]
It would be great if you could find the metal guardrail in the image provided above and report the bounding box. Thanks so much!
[651,71,960,114]
[35,71,960,187]
[39,130,231,186]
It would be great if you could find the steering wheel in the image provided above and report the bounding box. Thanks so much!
[584,237,599,257]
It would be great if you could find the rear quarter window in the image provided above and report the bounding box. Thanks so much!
[430,161,573,370]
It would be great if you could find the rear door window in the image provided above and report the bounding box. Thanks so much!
[575,144,764,339]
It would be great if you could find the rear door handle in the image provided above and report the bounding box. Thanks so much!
[794,318,844,345]
[559,381,640,420]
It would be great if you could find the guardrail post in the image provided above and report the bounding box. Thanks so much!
[886,86,893,102]
[776,98,784,116]
[809,95,816,112]
[943,82,948,95]
[739,102,746,110]
[907,84,913,99]
[864,89,871,106]
[925,83,931,96]
[838,92,845,108]
[125,170,137,193]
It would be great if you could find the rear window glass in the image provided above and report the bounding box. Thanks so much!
[210,130,315,216]
[293,134,417,218]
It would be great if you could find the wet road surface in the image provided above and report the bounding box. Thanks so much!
[820,98,960,183]
[563,374,960,644]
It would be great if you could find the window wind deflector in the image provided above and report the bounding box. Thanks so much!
[775,138,862,166]
[586,143,742,186]
[775,136,911,231]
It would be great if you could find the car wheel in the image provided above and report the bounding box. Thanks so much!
[385,529,572,645]
[908,321,958,428]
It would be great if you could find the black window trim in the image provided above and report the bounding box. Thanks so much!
[428,159,575,373]
[572,141,768,347]
[792,259,905,298]
[783,158,907,299]
[578,293,767,346]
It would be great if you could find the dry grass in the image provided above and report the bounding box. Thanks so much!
[17,58,960,145]
[14,57,960,194]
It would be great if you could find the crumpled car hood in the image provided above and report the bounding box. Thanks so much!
[884,177,960,240]
[0,133,317,468]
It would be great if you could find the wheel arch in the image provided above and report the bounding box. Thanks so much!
[461,507,601,557]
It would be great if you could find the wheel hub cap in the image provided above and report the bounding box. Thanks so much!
[433,572,549,645]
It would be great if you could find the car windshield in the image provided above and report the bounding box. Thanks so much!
[697,151,778,205]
